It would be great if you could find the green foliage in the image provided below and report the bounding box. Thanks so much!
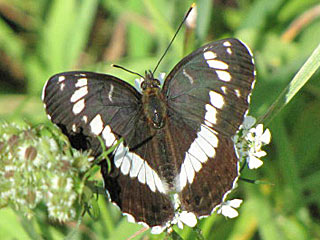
[1,0,320,239]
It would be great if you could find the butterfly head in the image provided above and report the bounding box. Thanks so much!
[140,70,161,92]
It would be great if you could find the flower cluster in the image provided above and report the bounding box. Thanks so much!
[215,116,271,219]
[233,116,271,169]
[0,122,92,221]
[216,199,243,218]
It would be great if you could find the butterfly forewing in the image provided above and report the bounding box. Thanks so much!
[43,71,141,155]
[163,38,255,136]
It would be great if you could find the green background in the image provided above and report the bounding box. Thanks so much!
[0,0,320,239]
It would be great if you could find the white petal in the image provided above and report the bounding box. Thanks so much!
[242,116,256,129]
[179,211,197,227]
[254,150,266,158]
[227,199,243,208]
[177,220,184,229]
[255,124,264,136]
[218,205,239,218]
[158,72,166,85]
[134,78,144,93]
[248,155,263,169]
[261,129,271,144]
[151,226,165,234]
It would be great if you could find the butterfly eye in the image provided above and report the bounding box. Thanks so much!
[141,81,147,91]
[154,79,161,87]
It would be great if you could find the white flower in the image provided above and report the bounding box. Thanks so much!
[158,72,166,85]
[170,193,197,230]
[217,199,243,218]
[242,115,256,130]
[134,77,144,93]
[174,211,197,230]
[233,116,271,169]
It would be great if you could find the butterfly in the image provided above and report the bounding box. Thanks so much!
[42,37,255,232]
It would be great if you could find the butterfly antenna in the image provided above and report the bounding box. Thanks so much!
[152,3,196,75]
[112,64,144,79]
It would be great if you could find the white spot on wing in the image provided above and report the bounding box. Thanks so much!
[203,51,217,60]
[209,91,225,109]
[227,48,232,54]
[205,120,213,128]
[75,78,87,87]
[90,114,104,135]
[187,153,202,172]
[154,171,165,193]
[235,89,241,97]
[72,99,85,114]
[60,82,65,91]
[183,69,194,84]
[178,124,219,190]
[70,86,88,102]
[184,155,195,184]
[223,41,231,47]
[221,86,227,94]
[72,124,76,132]
[121,154,131,175]
[82,115,88,124]
[138,164,146,184]
[58,76,66,82]
[102,125,116,147]
[179,163,187,191]
[198,125,218,148]
[188,140,207,163]
[129,154,144,178]
[108,84,114,102]
[207,60,229,70]
[114,143,126,168]
[197,127,217,158]
[205,104,217,124]
[145,164,156,192]
[178,125,219,191]
[216,70,231,82]
[114,142,166,193]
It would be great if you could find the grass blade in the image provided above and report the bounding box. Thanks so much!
[258,42,320,124]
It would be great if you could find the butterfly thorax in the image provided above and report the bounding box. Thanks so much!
[141,71,167,129]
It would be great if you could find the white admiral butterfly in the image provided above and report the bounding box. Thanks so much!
[42,8,255,233]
